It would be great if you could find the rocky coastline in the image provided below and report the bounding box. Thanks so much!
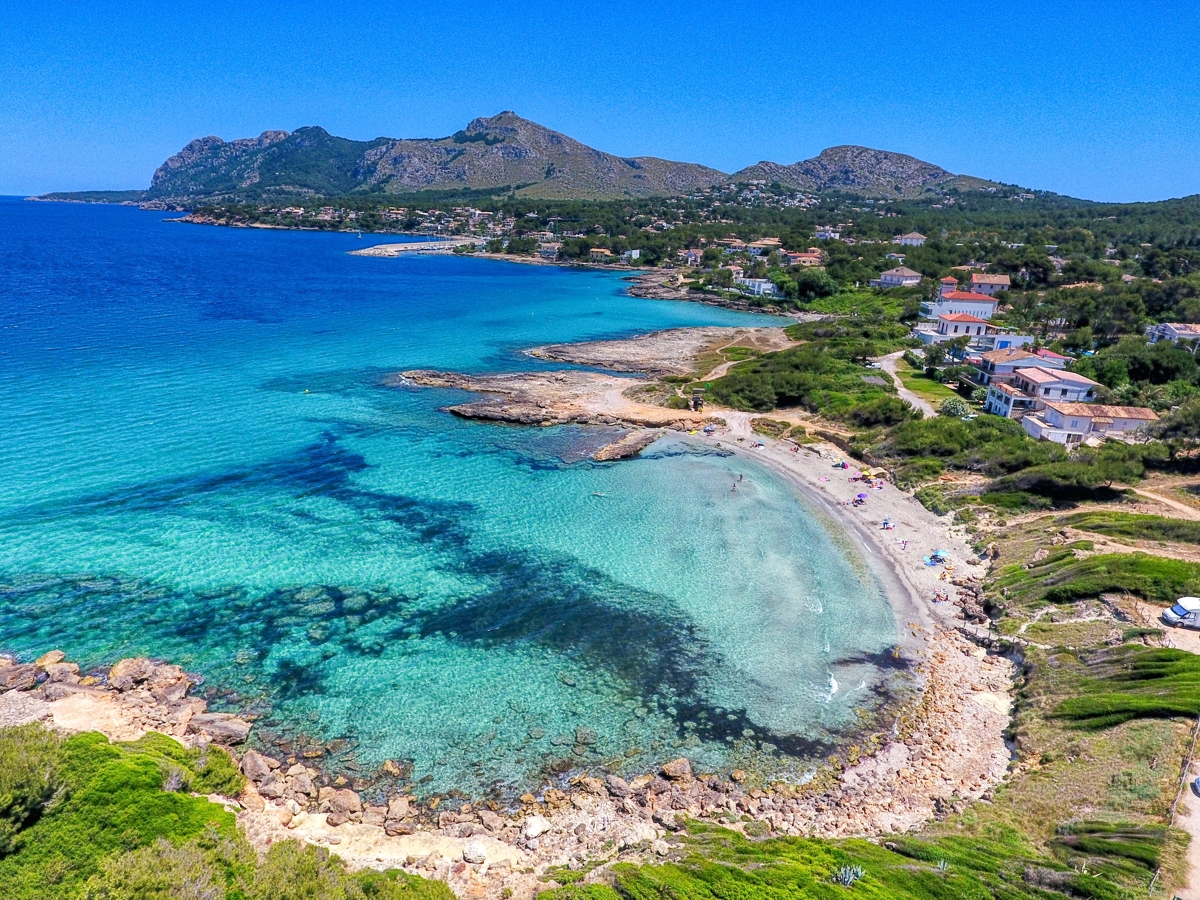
[0,626,1012,898]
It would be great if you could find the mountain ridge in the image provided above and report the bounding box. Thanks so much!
[40,112,1006,204]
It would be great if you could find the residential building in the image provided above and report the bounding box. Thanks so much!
[969,273,1012,296]
[970,348,1065,386]
[885,252,906,261]
[735,277,780,297]
[914,313,992,345]
[895,231,927,246]
[870,266,923,289]
[815,227,841,240]
[747,237,782,255]
[1147,322,1200,345]
[984,367,1100,417]
[677,248,704,266]
[722,265,745,279]
[783,248,824,267]
[939,276,960,297]
[621,248,641,262]
[537,242,562,260]
[972,332,1036,352]
[589,248,614,262]
[921,291,1000,320]
[1021,402,1158,444]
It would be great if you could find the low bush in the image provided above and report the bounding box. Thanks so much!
[536,821,1097,900]
[1055,646,1200,729]
[0,725,63,855]
[1059,511,1200,545]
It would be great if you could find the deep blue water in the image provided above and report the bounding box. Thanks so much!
[0,198,898,799]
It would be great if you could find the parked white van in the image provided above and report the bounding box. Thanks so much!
[1162,597,1200,628]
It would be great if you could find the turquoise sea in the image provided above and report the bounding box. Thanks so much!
[0,198,899,800]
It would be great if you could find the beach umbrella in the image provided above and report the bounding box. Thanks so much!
[856,493,868,499]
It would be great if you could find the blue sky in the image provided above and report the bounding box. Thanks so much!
[1,0,1197,201]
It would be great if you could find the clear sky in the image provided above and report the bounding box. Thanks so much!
[1,0,1197,202]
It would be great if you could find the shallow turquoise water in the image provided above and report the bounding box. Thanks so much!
[0,198,898,798]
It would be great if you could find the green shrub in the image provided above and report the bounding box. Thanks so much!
[939,397,970,418]
[1059,511,1200,545]
[0,732,239,899]
[1055,645,1200,728]
[83,836,230,900]
[0,725,64,856]
[535,821,1097,900]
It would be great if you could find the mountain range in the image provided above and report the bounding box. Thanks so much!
[43,111,1005,205]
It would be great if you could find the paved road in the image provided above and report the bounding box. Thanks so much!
[879,351,936,418]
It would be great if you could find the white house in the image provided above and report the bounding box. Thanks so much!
[914,313,991,345]
[983,367,1100,417]
[1147,322,1200,345]
[895,232,927,246]
[815,227,841,240]
[870,266,923,289]
[621,248,641,262]
[1021,402,1158,444]
[972,332,1037,352]
[920,290,1000,320]
[537,242,562,260]
[970,348,1065,386]
[970,273,1012,296]
[678,248,704,266]
[735,277,780,297]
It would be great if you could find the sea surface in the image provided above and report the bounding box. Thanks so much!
[0,198,899,799]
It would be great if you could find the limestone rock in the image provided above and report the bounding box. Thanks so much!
[604,774,632,797]
[462,840,488,864]
[43,663,80,683]
[241,786,266,812]
[0,665,38,692]
[110,657,155,684]
[477,809,503,831]
[387,796,411,820]
[662,758,693,781]
[362,805,387,826]
[292,773,313,796]
[188,713,251,743]
[579,776,606,795]
[34,650,66,669]
[523,815,551,839]
[384,821,415,836]
[240,749,274,780]
[330,789,362,815]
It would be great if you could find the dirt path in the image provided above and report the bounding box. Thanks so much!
[1131,488,1200,521]
[879,351,935,418]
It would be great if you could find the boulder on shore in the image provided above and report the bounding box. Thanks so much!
[0,665,38,692]
[188,712,251,744]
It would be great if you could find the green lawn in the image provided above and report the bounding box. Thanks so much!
[894,360,963,404]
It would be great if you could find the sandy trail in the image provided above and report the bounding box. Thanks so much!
[1132,488,1200,521]
[879,351,935,418]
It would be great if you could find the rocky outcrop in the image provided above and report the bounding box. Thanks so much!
[0,652,249,747]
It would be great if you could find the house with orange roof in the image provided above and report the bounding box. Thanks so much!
[970,273,1012,296]
[1021,402,1158,444]
[984,367,1100,418]
[969,347,1065,386]
[921,290,1000,320]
